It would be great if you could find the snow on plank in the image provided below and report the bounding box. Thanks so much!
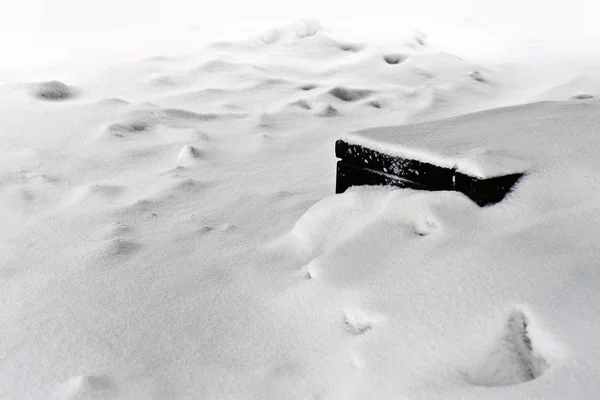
[336,115,529,206]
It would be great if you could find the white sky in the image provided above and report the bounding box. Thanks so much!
[0,0,599,71]
[2,0,598,34]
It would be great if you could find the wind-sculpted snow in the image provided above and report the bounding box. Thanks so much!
[1,20,599,400]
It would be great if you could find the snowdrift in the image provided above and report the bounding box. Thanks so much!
[1,20,600,400]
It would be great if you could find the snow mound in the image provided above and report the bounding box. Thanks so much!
[292,20,323,39]
[314,103,338,117]
[102,237,140,258]
[469,70,489,83]
[343,309,384,335]
[285,187,448,260]
[105,109,159,137]
[176,145,203,167]
[32,80,75,101]
[467,309,554,387]
[259,20,323,44]
[289,97,338,116]
[343,102,600,178]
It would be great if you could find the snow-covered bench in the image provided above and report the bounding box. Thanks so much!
[336,123,527,206]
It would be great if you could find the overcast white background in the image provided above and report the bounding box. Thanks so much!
[2,0,598,33]
[1,0,599,71]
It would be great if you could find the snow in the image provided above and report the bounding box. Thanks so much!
[2,15,600,400]
[32,80,76,101]
[343,99,600,178]
[342,102,581,178]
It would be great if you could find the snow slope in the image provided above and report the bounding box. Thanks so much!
[2,21,600,399]
[342,100,600,178]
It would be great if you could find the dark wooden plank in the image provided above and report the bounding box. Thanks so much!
[455,172,523,206]
[335,139,524,206]
[336,140,454,189]
[336,161,429,194]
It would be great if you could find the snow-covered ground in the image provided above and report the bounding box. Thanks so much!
[2,16,600,399]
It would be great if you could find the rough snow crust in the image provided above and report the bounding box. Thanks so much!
[1,20,600,399]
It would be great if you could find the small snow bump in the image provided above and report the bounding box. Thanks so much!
[350,355,363,369]
[258,20,322,44]
[162,108,220,121]
[196,130,211,141]
[258,112,276,128]
[314,104,338,117]
[470,70,488,83]
[149,75,178,87]
[176,145,202,167]
[219,223,234,232]
[107,122,148,137]
[256,78,290,88]
[258,28,282,45]
[343,309,375,335]
[123,199,156,215]
[106,111,158,137]
[103,222,132,239]
[32,80,75,101]
[105,237,139,257]
[99,97,128,106]
[413,32,427,46]
[291,99,312,110]
[169,177,205,194]
[412,215,439,236]
[92,184,124,198]
[467,309,554,387]
[367,99,384,109]
[293,19,322,38]
[304,259,320,279]
[197,226,214,235]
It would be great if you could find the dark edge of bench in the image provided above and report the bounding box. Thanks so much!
[336,140,455,189]
[336,161,430,194]
[336,139,525,206]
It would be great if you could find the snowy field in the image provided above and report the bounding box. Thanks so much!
[2,2,600,398]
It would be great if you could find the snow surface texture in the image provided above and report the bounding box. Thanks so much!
[1,20,600,399]
[343,121,532,178]
[342,99,600,178]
